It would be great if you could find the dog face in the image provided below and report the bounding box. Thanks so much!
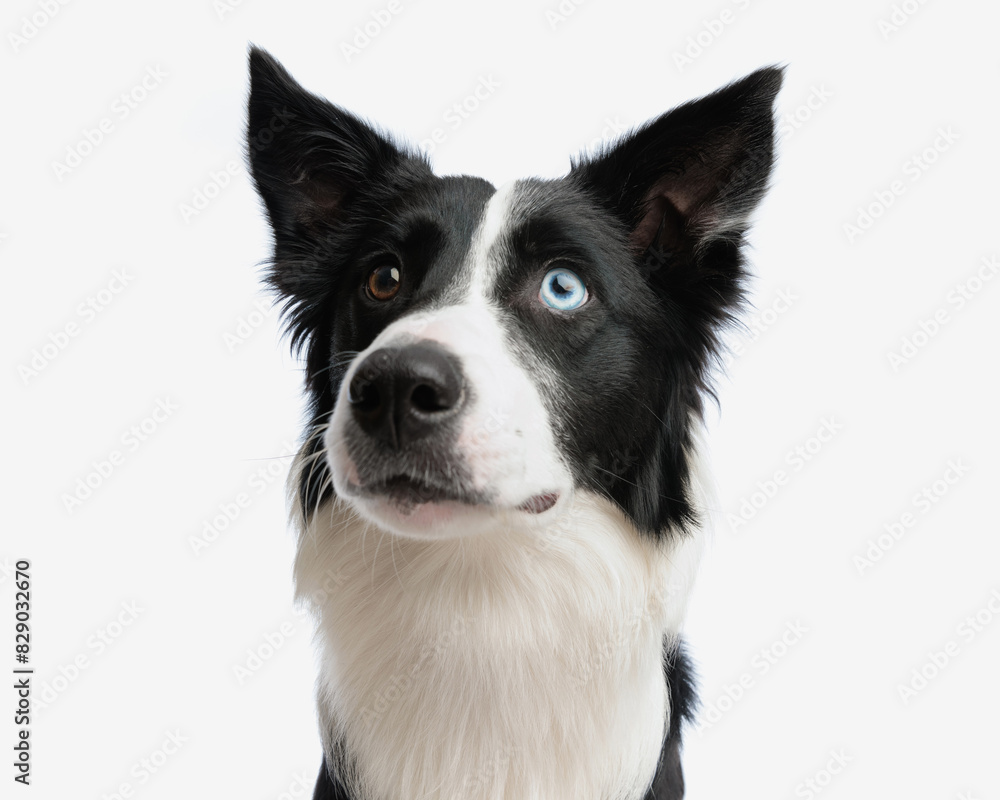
[247,49,781,541]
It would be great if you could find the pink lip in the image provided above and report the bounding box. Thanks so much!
[517,493,559,514]
[348,480,559,516]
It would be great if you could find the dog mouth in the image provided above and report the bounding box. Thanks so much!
[366,474,471,507]
[517,492,559,514]
[348,473,559,515]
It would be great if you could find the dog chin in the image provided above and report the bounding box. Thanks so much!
[349,494,488,539]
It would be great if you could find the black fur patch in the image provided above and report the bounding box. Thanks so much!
[643,640,699,799]
[247,47,780,800]
[311,757,351,800]
[248,48,781,537]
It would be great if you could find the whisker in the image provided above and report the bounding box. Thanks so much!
[591,464,688,506]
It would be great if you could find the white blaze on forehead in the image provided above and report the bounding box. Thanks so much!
[465,179,522,300]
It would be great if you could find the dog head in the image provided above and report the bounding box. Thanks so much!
[247,48,781,540]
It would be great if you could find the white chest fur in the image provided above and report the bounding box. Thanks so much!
[294,491,704,800]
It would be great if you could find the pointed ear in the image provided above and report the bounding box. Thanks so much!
[245,46,428,240]
[570,67,783,259]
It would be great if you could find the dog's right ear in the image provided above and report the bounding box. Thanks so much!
[570,66,783,261]
[245,46,429,244]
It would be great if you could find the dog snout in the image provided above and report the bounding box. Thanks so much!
[347,342,465,449]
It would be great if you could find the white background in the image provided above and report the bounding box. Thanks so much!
[4,0,999,797]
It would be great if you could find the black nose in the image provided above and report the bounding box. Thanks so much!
[347,343,465,449]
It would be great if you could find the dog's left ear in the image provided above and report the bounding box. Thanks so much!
[245,46,428,245]
[570,67,783,264]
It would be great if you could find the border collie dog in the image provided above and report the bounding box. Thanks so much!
[247,48,781,800]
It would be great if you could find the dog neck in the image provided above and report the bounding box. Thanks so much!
[294,488,704,800]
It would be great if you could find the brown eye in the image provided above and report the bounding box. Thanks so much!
[367,265,401,301]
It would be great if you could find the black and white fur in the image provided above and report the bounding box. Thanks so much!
[246,48,781,800]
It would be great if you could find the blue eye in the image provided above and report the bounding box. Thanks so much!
[539,267,588,311]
